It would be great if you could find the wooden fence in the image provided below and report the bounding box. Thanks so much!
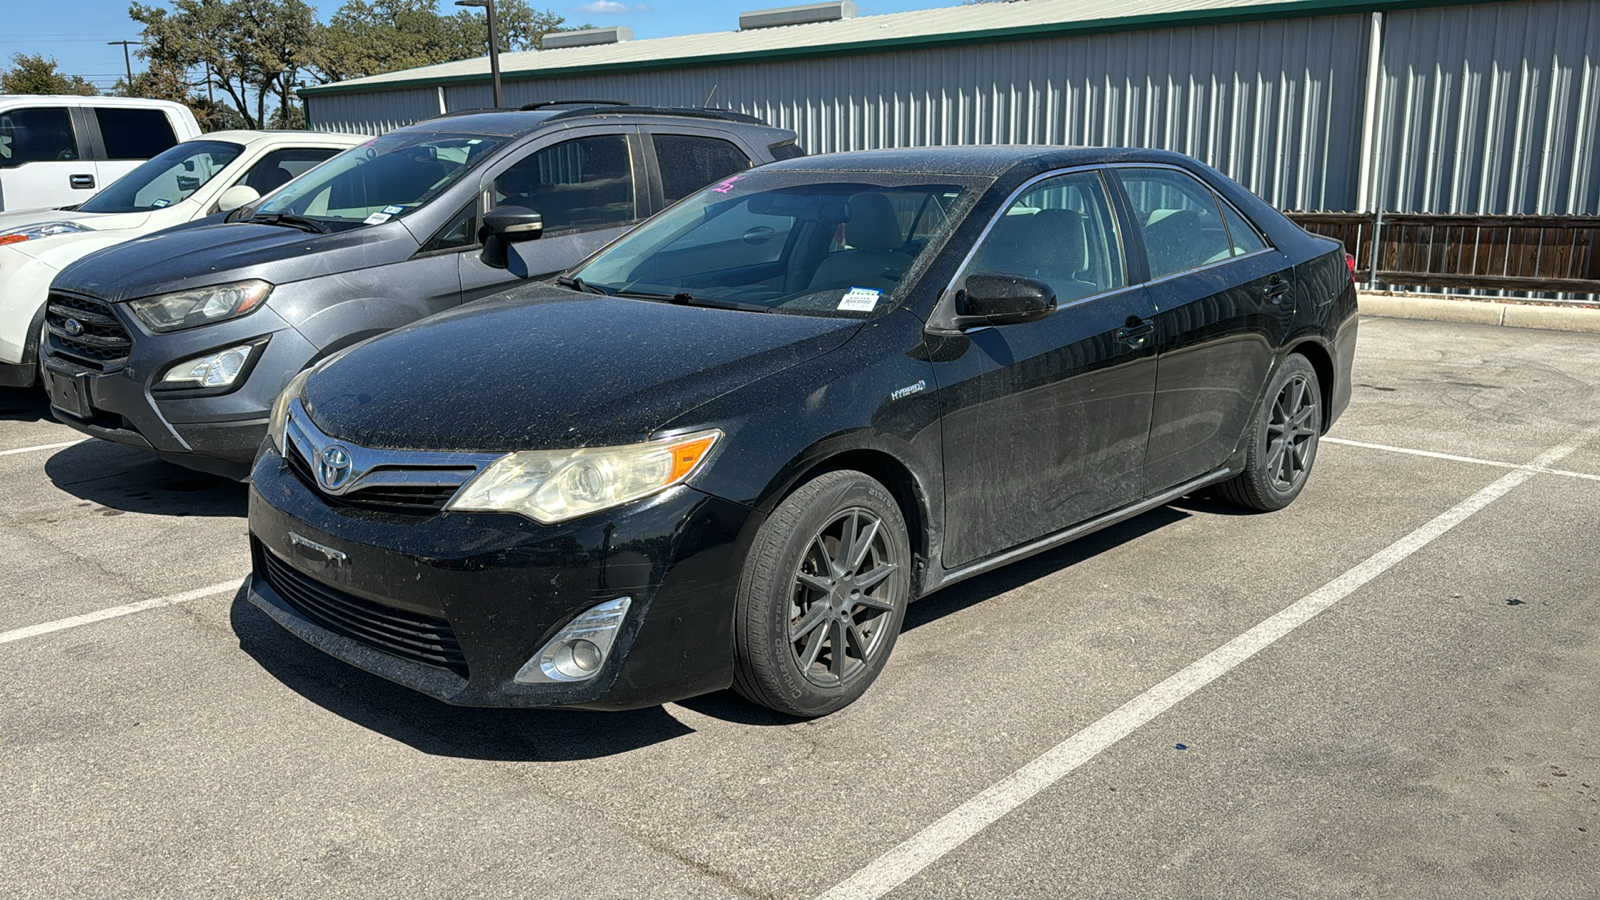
[1284,212,1600,298]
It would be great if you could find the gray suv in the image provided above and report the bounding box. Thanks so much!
[41,103,802,478]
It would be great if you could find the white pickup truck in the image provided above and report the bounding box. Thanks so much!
[0,95,202,213]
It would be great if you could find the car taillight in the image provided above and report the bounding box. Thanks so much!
[1344,252,1357,280]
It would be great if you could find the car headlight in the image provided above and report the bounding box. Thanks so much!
[448,429,723,524]
[157,342,262,389]
[0,221,94,244]
[266,367,313,455]
[127,279,272,333]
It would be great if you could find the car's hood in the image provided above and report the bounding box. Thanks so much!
[303,283,863,452]
[51,219,413,302]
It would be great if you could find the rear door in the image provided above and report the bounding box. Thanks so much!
[933,168,1159,568]
[0,105,95,211]
[86,105,181,190]
[459,127,646,300]
[1110,165,1295,494]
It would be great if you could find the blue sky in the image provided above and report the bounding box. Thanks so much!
[3,0,955,93]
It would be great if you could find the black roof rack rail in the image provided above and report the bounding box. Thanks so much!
[543,105,768,125]
[520,100,632,110]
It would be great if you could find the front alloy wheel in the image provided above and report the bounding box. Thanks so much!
[734,470,911,716]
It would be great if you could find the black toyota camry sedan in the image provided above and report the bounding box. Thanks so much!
[245,146,1358,717]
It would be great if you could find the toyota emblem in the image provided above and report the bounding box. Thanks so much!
[63,318,85,337]
[316,445,354,491]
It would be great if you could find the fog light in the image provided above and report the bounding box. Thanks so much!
[159,343,257,388]
[515,597,632,684]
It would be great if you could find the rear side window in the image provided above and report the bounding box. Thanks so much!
[966,170,1126,304]
[0,107,78,167]
[768,140,805,161]
[95,107,179,160]
[1117,167,1233,279]
[493,135,637,234]
[652,134,751,204]
[239,147,342,196]
[1219,199,1269,256]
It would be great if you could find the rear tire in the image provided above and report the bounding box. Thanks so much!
[733,470,911,717]
[1216,354,1321,511]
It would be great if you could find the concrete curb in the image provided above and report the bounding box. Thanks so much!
[1357,292,1600,333]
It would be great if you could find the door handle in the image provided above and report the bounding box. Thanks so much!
[70,174,96,190]
[1265,277,1292,303]
[1116,319,1155,347]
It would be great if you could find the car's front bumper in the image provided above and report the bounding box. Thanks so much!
[42,300,315,476]
[245,446,759,709]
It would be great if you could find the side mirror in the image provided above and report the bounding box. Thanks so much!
[950,273,1056,329]
[216,184,261,213]
[479,205,544,270]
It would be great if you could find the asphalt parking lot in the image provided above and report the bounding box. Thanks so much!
[3,314,1597,898]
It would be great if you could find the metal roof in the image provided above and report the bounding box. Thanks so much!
[300,0,1496,96]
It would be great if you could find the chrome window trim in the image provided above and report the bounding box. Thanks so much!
[933,164,1131,331]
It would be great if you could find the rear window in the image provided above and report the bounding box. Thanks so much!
[0,107,79,168]
[94,108,179,160]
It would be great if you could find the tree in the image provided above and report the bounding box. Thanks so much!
[1,54,99,96]
[310,0,585,83]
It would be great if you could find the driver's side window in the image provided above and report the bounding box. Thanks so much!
[966,170,1125,304]
[492,135,637,236]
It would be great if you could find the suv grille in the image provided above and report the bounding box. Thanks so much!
[46,292,132,370]
[254,540,469,677]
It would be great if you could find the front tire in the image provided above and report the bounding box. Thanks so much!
[1216,354,1322,511]
[733,470,911,717]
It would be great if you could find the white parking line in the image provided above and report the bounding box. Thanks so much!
[1323,436,1600,482]
[0,580,242,646]
[0,439,84,457]
[819,425,1599,900]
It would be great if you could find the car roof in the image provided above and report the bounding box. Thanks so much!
[762,145,1209,178]
[401,104,780,138]
[196,130,368,147]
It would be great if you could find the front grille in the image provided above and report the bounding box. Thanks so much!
[254,539,468,677]
[46,292,132,370]
[284,438,470,514]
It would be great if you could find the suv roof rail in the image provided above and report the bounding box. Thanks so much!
[543,105,768,126]
[520,100,632,110]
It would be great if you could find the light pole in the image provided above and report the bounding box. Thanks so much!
[454,0,503,109]
[107,40,141,96]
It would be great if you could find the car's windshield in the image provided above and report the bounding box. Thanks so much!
[570,171,984,318]
[253,130,507,230]
[77,140,245,214]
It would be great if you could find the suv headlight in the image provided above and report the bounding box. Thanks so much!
[0,221,94,244]
[127,279,272,333]
[266,368,313,455]
[448,429,722,524]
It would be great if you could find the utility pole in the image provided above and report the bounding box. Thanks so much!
[107,41,141,96]
[454,0,503,108]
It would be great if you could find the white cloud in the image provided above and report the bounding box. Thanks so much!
[578,1,627,12]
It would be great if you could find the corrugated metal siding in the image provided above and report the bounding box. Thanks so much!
[314,15,1369,210]
[306,87,441,136]
[1373,0,1600,214]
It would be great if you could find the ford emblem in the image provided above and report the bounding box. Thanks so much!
[63,318,85,337]
[316,444,354,492]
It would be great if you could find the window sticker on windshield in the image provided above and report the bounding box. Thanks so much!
[363,211,392,225]
[838,287,880,312]
[381,204,405,215]
[151,198,170,208]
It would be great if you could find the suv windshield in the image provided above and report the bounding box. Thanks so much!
[570,171,982,318]
[78,140,245,214]
[253,131,507,230]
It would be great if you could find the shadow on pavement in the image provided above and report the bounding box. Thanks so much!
[44,440,247,518]
[230,588,694,760]
[0,386,50,422]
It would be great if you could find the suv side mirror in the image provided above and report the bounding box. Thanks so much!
[480,205,544,270]
[950,273,1056,329]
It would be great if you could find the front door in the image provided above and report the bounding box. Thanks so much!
[1111,166,1296,493]
[934,169,1159,568]
[460,129,646,299]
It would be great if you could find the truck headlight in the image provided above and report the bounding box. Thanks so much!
[127,279,272,333]
[448,429,722,524]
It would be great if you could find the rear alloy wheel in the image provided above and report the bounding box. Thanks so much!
[733,470,910,717]
[1217,354,1322,511]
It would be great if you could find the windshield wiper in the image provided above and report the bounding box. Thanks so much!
[556,275,608,295]
[663,291,774,313]
[249,212,330,234]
